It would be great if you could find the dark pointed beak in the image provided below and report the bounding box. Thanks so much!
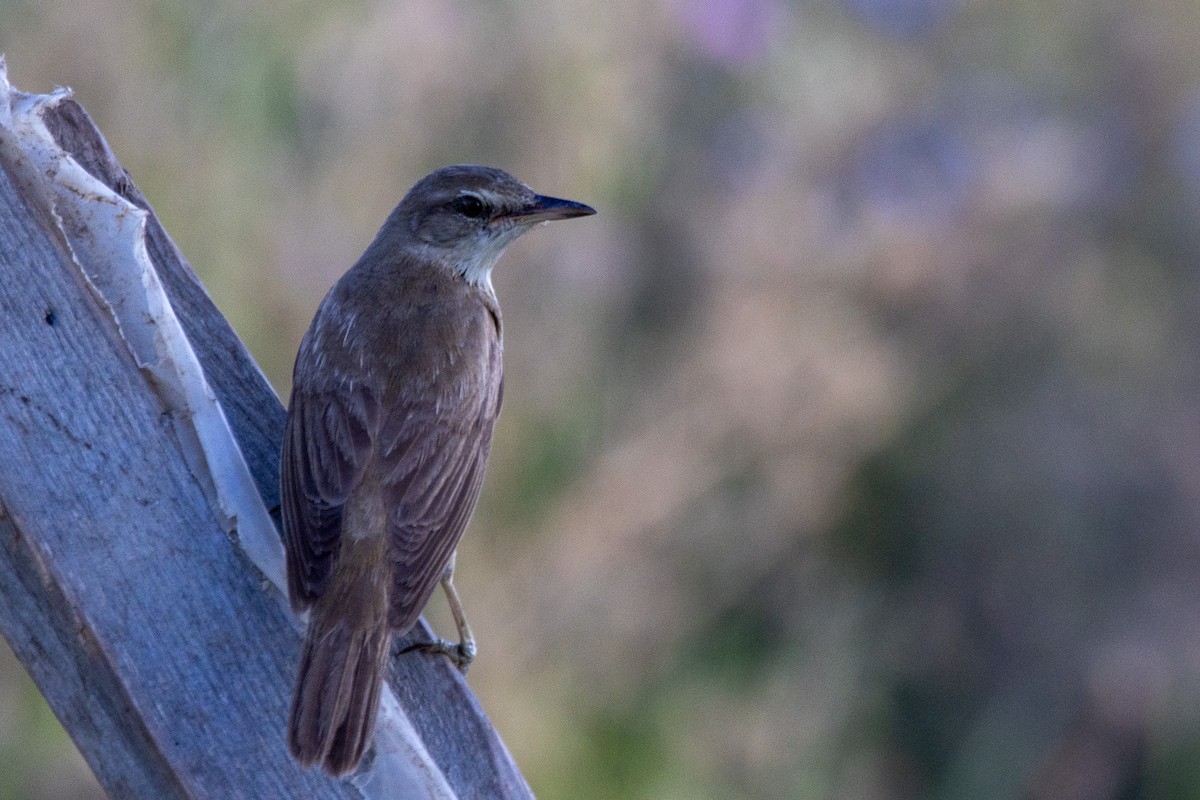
[508,194,596,224]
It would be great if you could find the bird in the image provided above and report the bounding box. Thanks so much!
[281,165,595,776]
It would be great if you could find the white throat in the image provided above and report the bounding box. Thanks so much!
[452,224,528,291]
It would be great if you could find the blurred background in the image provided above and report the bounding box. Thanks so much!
[2,0,1200,797]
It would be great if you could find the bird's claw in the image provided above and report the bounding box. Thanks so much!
[400,637,476,673]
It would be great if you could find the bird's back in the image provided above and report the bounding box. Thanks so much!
[285,251,503,628]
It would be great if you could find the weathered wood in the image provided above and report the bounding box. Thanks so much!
[0,62,533,799]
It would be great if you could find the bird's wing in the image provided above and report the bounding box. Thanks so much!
[281,386,376,610]
[374,389,498,632]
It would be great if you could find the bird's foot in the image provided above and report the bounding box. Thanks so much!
[400,636,476,673]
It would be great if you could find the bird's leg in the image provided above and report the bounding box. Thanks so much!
[399,553,476,673]
[440,564,477,671]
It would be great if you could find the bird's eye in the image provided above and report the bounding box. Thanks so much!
[453,194,487,219]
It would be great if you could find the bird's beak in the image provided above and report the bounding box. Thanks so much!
[504,194,596,224]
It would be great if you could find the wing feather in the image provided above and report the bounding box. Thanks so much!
[381,404,495,631]
[283,294,502,632]
[284,377,499,630]
[281,388,374,610]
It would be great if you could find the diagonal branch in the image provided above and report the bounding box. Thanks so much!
[0,58,532,800]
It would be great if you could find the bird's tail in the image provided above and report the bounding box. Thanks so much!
[287,581,391,776]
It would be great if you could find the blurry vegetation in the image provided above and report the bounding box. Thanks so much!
[4,0,1200,798]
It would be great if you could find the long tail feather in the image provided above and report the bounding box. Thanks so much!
[287,601,391,776]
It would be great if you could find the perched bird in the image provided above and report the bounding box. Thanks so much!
[282,165,594,776]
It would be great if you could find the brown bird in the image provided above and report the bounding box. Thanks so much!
[282,165,594,776]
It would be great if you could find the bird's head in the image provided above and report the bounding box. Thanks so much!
[383,165,595,290]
